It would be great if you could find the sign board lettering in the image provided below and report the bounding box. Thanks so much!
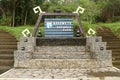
[44,18,74,37]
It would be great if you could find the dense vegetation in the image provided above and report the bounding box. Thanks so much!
[0,0,120,27]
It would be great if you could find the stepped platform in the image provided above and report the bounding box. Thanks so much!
[97,27,120,69]
[1,28,120,79]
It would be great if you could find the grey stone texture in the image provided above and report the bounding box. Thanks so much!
[18,37,36,52]
[14,37,36,68]
[14,36,113,70]
[0,68,120,80]
[33,46,90,59]
[29,59,98,69]
[86,36,113,68]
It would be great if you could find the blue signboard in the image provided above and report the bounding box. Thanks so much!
[44,18,74,37]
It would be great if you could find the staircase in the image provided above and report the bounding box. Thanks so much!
[97,27,120,69]
[0,31,17,74]
[29,38,98,69]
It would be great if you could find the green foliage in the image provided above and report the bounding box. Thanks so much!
[0,25,34,40]
[0,0,120,27]
[0,21,120,40]
[98,22,120,37]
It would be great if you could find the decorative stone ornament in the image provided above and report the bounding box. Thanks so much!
[37,30,42,37]
[73,6,85,14]
[33,6,45,15]
[87,28,96,36]
[76,29,81,37]
[22,28,31,37]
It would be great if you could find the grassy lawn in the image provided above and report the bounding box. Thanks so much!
[0,22,120,40]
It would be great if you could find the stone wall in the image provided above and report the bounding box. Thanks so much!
[86,36,113,68]
[14,36,113,70]
[14,37,36,68]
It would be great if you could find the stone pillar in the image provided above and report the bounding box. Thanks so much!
[86,36,113,68]
[14,37,36,68]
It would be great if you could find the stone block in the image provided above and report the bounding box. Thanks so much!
[90,42,107,52]
[14,51,32,61]
[14,59,30,68]
[20,37,36,46]
[29,59,98,69]
[86,36,102,51]
[17,37,36,52]
[86,36,102,45]
[17,42,35,52]
[14,50,32,68]
[93,50,112,61]
[97,60,113,68]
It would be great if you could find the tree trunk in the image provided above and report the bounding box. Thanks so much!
[0,8,6,18]
[11,0,18,27]
[24,10,28,25]
[12,8,15,27]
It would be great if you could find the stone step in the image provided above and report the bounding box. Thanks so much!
[103,39,120,41]
[33,53,91,59]
[112,60,120,65]
[0,50,14,54]
[107,43,120,46]
[0,59,14,66]
[34,51,89,55]
[112,53,120,57]
[108,49,120,52]
[97,32,114,35]
[0,54,13,59]
[97,27,120,69]
[112,51,120,55]
[0,35,15,38]
[97,28,112,32]
[0,33,13,35]
[0,66,13,74]
[29,59,98,69]
[113,65,120,69]
[107,46,120,49]
[106,43,120,46]
[0,39,17,42]
[103,37,118,39]
[0,45,17,49]
[0,42,17,45]
[112,56,120,61]
[97,35,116,38]
[0,37,16,39]
[36,46,86,52]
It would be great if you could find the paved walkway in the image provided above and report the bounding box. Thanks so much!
[0,68,120,80]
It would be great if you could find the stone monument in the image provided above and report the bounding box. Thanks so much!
[0,7,120,80]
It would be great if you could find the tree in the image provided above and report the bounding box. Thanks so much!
[101,0,120,22]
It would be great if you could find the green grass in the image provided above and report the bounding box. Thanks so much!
[0,21,120,40]
[0,25,34,40]
[98,22,120,38]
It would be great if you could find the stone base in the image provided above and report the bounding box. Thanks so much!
[29,59,98,69]
[0,68,120,80]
